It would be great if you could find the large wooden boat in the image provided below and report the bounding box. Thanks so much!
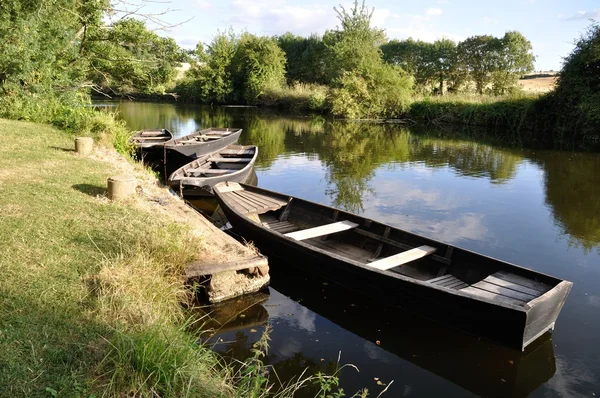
[213,182,573,350]
[130,129,173,149]
[165,128,242,158]
[168,145,257,195]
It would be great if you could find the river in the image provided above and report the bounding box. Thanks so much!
[106,100,600,397]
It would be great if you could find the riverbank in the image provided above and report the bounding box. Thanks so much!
[0,118,253,396]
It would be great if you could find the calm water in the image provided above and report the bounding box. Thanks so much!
[108,101,600,397]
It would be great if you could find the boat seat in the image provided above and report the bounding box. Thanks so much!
[284,221,359,241]
[426,274,469,289]
[209,157,252,163]
[458,271,553,306]
[186,169,232,176]
[367,245,437,270]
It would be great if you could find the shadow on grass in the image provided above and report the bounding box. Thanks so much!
[72,184,106,197]
[49,146,74,153]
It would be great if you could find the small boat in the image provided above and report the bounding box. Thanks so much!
[168,145,258,195]
[165,128,242,158]
[130,129,173,148]
[213,182,573,350]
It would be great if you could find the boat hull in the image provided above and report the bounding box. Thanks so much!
[165,129,242,158]
[215,185,572,350]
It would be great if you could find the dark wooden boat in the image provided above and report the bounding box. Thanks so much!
[165,128,242,158]
[213,182,573,350]
[130,129,173,148]
[168,145,258,195]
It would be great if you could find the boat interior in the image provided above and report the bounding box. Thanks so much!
[132,129,172,143]
[218,183,557,307]
[177,146,256,178]
[175,129,238,145]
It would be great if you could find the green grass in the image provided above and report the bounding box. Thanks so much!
[0,119,232,397]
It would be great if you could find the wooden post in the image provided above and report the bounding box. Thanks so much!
[107,175,136,201]
[74,137,94,155]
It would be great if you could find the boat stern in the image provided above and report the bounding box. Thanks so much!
[522,280,573,350]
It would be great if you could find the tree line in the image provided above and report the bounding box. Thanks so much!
[1,0,598,140]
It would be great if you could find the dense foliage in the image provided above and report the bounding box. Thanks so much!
[382,32,534,95]
[87,18,188,95]
[176,32,286,104]
[551,23,600,138]
[0,0,187,133]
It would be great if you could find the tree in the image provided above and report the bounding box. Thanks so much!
[431,38,457,94]
[231,34,287,103]
[457,35,499,94]
[381,39,436,89]
[322,0,386,82]
[552,23,600,138]
[87,18,188,94]
[277,33,327,84]
[491,31,535,94]
[177,31,237,103]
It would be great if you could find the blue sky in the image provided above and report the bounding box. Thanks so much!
[118,0,600,70]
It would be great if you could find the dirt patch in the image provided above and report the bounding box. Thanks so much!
[88,145,256,265]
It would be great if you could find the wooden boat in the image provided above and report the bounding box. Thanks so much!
[165,128,242,158]
[130,129,173,148]
[168,145,258,195]
[213,182,573,350]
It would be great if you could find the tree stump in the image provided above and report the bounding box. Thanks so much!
[107,175,136,201]
[74,137,94,155]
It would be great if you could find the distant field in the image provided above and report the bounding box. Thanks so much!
[519,76,557,93]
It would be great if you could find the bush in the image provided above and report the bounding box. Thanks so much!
[551,23,600,140]
[329,64,413,119]
[258,83,329,113]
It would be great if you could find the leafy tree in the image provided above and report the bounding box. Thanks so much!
[231,34,286,103]
[322,0,386,82]
[0,0,108,122]
[381,39,436,89]
[491,31,535,94]
[457,35,499,94]
[87,18,187,94]
[552,23,600,138]
[431,38,457,94]
[277,33,327,84]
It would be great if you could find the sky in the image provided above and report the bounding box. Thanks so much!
[116,0,600,71]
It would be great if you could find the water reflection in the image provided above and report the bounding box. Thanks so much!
[201,270,557,398]
[530,151,600,252]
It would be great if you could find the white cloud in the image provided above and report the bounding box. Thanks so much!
[226,0,337,36]
[565,9,600,21]
[425,8,443,16]
[371,8,391,29]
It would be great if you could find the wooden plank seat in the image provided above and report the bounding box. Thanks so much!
[221,186,288,215]
[186,169,233,176]
[427,274,469,290]
[459,271,551,306]
[208,157,253,163]
[367,245,437,271]
[133,136,168,140]
[263,220,299,234]
[284,221,359,241]
[186,167,231,174]
[220,148,255,156]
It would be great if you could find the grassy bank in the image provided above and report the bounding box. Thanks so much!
[0,119,234,397]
